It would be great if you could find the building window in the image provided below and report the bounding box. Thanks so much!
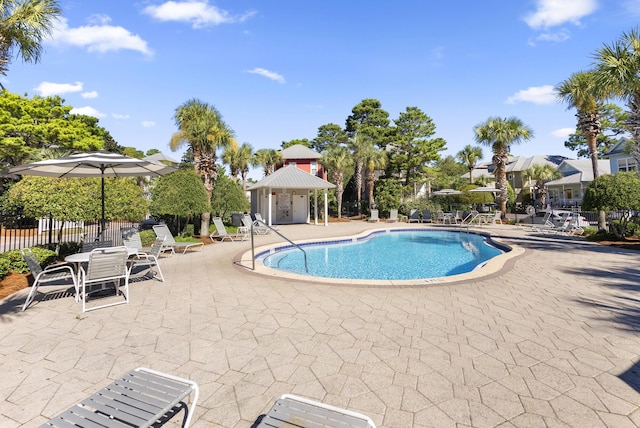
[310,161,318,176]
[617,157,637,172]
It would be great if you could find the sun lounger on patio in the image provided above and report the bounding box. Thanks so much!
[256,394,376,428]
[21,248,77,311]
[153,224,204,255]
[368,209,379,222]
[210,217,248,242]
[43,367,199,428]
[408,209,421,223]
[386,209,400,223]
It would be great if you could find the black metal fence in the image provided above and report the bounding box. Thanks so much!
[0,212,140,253]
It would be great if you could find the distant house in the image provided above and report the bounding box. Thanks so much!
[605,137,636,173]
[486,155,568,206]
[249,145,334,226]
[279,144,327,180]
[459,161,495,187]
[545,159,611,208]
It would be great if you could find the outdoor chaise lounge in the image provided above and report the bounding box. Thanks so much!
[256,394,376,427]
[408,209,421,223]
[42,367,199,428]
[121,226,151,253]
[368,209,379,222]
[21,248,77,312]
[386,209,399,223]
[242,214,270,235]
[153,224,204,255]
[129,236,165,282]
[210,217,248,242]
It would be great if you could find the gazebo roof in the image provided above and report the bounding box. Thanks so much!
[249,165,335,190]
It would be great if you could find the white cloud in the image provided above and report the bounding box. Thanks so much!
[49,17,153,56]
[112,113,130,119]
[535,29,571,43]
[34,81,83,96]
[141,121,156,128]
[247,68,285,84]
[524,0,597,29]
[143,1,256,29]
[70,106,105,118]
[505,85,556,105]
[81,91,98,99]
[552,127,575,138]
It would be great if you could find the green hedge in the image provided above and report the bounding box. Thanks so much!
[0,247,59,276]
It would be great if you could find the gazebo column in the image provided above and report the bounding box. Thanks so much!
[324,188,328,227]
[314,190,318,225]
[268,188,273,226]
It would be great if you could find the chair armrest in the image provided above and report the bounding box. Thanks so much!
[42,263,75,274]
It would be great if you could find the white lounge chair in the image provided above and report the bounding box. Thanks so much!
[129,236,165,282]
[21,248,78,311]
[242,214,269,235]
[386,209,399,223]
[257,394,376,428]
[121,227,150,253]
[210,217,248,242]
[80,246,130,312]
[254,213,278,231]
[43,367,199,428]
[491,210,503,224]
[368,209,379,223]
[153,224,204,254]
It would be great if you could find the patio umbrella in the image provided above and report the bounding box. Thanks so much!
[468,186,499,205]
[432,189,462,211]
[8,151,176,236]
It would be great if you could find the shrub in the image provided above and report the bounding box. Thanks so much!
[140,230,156,247]
[0,247,58,273]
[0,258,11,279]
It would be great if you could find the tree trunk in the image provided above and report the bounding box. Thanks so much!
[354,161,363,215]
[494,154,508,214]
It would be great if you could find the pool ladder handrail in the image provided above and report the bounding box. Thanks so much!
[250,219,308,273]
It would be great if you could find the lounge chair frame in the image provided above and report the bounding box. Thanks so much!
[21,248,77,311]
[42,367,199,428]
[153,224,204,255]
[257,394,376,427]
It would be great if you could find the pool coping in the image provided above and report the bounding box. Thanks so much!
[238,226,525,286]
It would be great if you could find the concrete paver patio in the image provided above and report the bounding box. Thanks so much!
[1,222,640,427]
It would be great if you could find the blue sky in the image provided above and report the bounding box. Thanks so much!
[4,0,640,179]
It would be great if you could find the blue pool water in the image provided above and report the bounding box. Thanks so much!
[259,229,504,280]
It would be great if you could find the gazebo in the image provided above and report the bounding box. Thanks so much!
[248,165,336,226]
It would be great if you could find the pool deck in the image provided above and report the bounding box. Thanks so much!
[2,221,640,427]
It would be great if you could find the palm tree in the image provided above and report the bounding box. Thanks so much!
[594,27,640,178]
[170,98,233,234]
[252,149,282,177]
[348,131,371,216]
[222,138,240,181]
[474,117,534,214]
[556,70,609,229]
[523,164,561,208]
[456,145,483,184]
[321,145,353,219]
[0,0,62,84]
[363,147,386,209]
[236,143,253,193]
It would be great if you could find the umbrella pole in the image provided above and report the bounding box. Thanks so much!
[100,174,105,239]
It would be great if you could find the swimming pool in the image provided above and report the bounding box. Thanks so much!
[257,229,506,281]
